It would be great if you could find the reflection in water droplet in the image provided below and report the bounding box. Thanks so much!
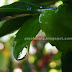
[17,46,28,60]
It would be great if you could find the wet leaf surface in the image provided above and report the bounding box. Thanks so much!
[13,15,40,60]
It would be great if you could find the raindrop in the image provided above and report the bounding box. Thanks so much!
[17,46,28,60]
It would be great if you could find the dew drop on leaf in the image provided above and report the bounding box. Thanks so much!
[17,46,28,60]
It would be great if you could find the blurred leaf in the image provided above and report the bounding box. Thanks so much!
[0,8,39,21]
[0,22,3,27]
[0,15,32,37]
[22,61,31,72]
[0,1,40,20]
[1,1,40,9]
[0,53,9,70]
[19,0,59,5]
[13,15,40,60]
[53,52,62,60]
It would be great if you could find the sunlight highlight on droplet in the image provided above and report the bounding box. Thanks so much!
[17,46,28,60]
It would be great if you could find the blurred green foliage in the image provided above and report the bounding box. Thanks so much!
[0,0,72,72]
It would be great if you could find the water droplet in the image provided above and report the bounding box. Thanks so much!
[17,46,28,60]
[40,6,43,8]
[39,14,42,23]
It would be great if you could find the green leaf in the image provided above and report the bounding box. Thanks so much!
[0,8,39,21]
[19,0,59,5]
[0,14,32,37]
[0,22,3,27]
[13,15,40,60]
[39,9,57,37]
[40,5,72,52]
[0,1,40,20]
[0,1,40,9]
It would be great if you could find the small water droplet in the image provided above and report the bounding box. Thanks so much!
[17,46,28,60]
[40,6,43,8]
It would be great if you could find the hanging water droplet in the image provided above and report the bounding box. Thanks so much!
[17,46,28,60]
